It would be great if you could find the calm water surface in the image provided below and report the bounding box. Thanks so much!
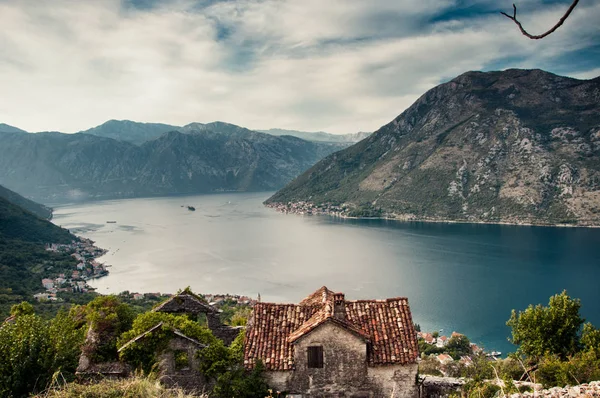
[53,192,600,354]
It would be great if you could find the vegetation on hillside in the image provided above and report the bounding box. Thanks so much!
[1,293,264,398]
[0,184,52,219]
[0,196,73,243]
[0,196,78,319]
[33,375,205,398]
[419,291,600,397]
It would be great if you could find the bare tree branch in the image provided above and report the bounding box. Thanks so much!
[501,0,580,39]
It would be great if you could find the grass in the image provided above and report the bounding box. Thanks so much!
[33,375,207,398]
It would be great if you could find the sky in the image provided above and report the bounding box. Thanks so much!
[0,0,598,135]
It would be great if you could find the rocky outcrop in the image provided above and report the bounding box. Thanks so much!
[513,381,600,397]
[419,376,600,398]
[267,69,600,226]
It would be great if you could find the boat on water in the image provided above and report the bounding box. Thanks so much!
[187,206,196,211]
[106,221,117,223]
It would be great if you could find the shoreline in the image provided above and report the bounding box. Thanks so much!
[265,202,600,229]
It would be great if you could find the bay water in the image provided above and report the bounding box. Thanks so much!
[52,192,600,354]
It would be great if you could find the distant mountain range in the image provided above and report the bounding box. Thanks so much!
[267,69,600,226]
[258,129,371,143]
[71,120,370,145]
[0,121,348,202]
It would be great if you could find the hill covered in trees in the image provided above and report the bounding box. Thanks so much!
[0,196,76,317]
[0,185,52,219]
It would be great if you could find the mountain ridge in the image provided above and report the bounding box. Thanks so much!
[266,68,600,226]
[0,185,53,219]
[0,126,345,203]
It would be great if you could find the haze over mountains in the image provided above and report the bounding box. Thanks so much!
[0,121,351,202]
[258,129,371,143]
[268,69,600,226]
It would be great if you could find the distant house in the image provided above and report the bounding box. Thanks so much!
[436,335,448,348]
[133,293,144,300]
[244,286,419,398]
[34,292,51,301]
[436,354,453,365]
[421,332,434,344]
[459,356,473,366]
[470,343,482,354]
[41,278,54,290]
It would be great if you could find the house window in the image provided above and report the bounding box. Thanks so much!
[174,350,189,370]
[307,346,323,368]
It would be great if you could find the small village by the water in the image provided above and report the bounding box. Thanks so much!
[34,238,109,301]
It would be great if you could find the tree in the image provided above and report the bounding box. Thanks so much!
[446,334,471,359]
[0,309,85,397]
[501,0,580,39]
[83,295,134,362]
[507,291,584,359]
[10,301,34,317]
[582,323,600,353]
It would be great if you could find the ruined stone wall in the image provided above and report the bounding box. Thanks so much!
[157,335,207,394]
[207,314,243,345]
[368,364,419,398]
[265,322,418,397]
[418,375,465,398]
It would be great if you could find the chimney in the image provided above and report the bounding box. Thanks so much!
[333,293,345,320]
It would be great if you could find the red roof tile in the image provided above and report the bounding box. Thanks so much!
[244,287,419,370]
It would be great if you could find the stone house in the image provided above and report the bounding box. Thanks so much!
[118,322,208,393]
[244,286,419,398]
[153,291,243,345]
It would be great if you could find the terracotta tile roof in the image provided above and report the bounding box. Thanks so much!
[244,287,418,371]
[287,304,371,343]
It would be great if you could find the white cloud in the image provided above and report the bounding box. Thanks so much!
[0,0,598,135]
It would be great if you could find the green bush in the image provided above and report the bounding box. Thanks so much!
[0,307,85,397]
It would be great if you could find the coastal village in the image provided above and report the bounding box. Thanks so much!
[37,238,259,310]
[36,238,109,301]
[266,201,347,216]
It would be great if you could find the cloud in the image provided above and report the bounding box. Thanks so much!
[0,0,598,135]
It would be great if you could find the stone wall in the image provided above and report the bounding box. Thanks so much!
[157,335,208,394]
[419,375,465,398]
[418,377,600,398]
[508,381,600,398]
[265,322,418,397]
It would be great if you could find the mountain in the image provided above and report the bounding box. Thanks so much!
[78,120,180,145]
[0,127,345,202]
[259,128,371,143]
[0,190,76,315]
[0,196,73,244]
[0,123,27,134]
[267,69,600,226]
[0,184,52,219]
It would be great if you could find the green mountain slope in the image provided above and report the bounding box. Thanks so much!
[0,185,52,219]
[0,196,76,316]
[0,196,73,244]
[267,69,600,226]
